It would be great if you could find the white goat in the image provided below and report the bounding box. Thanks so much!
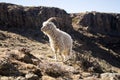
[41,21,73,62]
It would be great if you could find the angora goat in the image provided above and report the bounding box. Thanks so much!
[41,21,73,62]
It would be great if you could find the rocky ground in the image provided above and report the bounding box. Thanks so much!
[0,3,120,80]
[0,24,120,80]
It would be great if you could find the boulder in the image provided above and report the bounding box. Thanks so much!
[100,73,120,80]
[25,73,39,80]
[15,76,26,80]
[42,75,56,80]
[0,57,20,76]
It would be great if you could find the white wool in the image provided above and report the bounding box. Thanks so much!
[41,21,73,61]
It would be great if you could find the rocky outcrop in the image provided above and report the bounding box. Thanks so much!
[0,48,42,77]
[71,12,120,36]
[0,3,72,32]
[71,12,120,54]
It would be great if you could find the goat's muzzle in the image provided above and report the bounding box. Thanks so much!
[41,27,44,32]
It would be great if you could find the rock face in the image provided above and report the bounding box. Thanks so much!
[71,12,120,36]
[71,12,120,54]
[0,3,72,32]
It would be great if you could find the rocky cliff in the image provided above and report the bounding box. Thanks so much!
[71,11,120,36]
[71,12,120,54]
[0,3,72,32]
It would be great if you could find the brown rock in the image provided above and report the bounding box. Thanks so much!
[71,12,120,59]
[100,73,120,80]
[0,31,7,40]
[0,76,15,80]
[0,3,71,32]
[4,48,41,65]
[71,12,120,36]
[42,76,56,80]
[25,73,39,80]
[15,76,26,80]
[0,48,42,77]
[0,57,21,76]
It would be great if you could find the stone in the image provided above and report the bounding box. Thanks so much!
[0,31,7,40]
[25,73,39,80]
[0,57,20,76]
[15,76,26,80]
[42,76,56,80]
[100,73,120,80]
[0,76,15,80]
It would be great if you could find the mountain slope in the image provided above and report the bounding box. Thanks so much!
[0,3,120,80]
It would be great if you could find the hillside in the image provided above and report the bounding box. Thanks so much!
[0,3,120,80]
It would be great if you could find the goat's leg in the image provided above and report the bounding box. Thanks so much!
[59,49,65,62]
[54,51,58,61]
[63,48,72,62]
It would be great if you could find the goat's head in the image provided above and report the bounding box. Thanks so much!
[41,21,56,33]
